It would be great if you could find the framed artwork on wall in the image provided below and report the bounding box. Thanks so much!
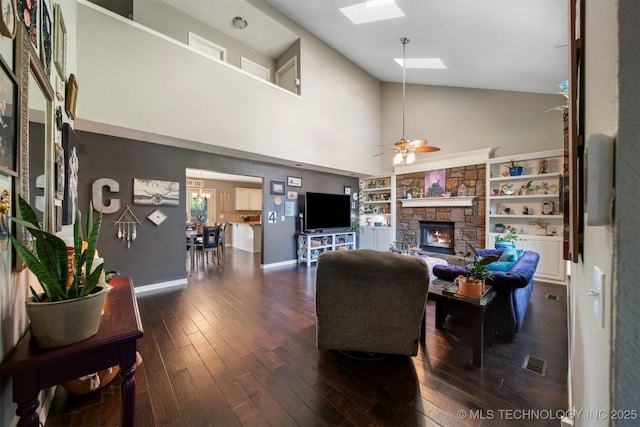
[0,0,17,39]
[61,123,78,225]
[270,181,285,195]
[133,179,180,206]
[39,0,51,76]
[65,73,78,119]
[0,53,18,176]
[287,176,302,187]
[54,143,63,200]
[53,3,65,78]
[17,0,37,53]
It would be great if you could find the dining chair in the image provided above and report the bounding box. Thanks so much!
[196,226,220,266]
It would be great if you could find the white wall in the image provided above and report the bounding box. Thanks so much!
[378,82,564,172]
[76,2,382,176]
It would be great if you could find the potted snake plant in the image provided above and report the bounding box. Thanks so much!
[9,196,106,348]
[456,246,498,297]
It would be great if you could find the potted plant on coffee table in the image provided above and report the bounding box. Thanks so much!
[9,196,106,348]
[456,247,498,297]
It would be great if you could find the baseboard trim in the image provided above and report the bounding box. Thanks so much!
[261,259,297,269]
[133,278,187,294]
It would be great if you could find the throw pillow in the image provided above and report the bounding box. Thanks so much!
[486,261,517,272]
[498,246,519,262]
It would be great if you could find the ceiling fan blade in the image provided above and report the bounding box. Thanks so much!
[414,145,441,153]
[409,139,429,147]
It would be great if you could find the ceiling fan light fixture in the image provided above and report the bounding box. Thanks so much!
[388,37,439,166]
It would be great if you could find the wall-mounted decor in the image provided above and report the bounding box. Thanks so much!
[114,205,141,249]
[287,176,302,187]
[39,0,51,76]
[0,187,9,252]
[285,201,295,217]
[147,209,167,226]
[0,53,17,176]
[0,0,17,39]
[424,169,446,197]
[133,178,179,206]
[65,73,77,119]
[270,181,284,195]
[62,124,78,223]
[343,186,351,195]
[53,3,65,78]
[287,190,297,200]
[17,0,37,52]
[54,143,63,200]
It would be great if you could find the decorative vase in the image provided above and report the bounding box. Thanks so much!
[509,166,523,176]
[495,241,516,250]
[495,225,506,233]
[457,278,485,297]
[25,286,107,349]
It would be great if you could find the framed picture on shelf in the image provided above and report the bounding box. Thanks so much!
[0,54,18,176]
[270,181,285,195]
[53,3,65,78]
[287,176,302,187]
[0,0,17,39]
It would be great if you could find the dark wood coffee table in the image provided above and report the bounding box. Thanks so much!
[425,278,497,366]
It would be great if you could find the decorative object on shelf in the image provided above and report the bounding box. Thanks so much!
[521,180,533,195]
[0,0,16,39]
[287,176,302,187]
[501,183,516,195]
[8,196,107,348]
[538,159,549,174]
[542,201,555,215]
[375,38,439,166]
[114,205,141,248]
[147,209,167,226]
[530,219,550,236]
[410,185,419,198]
[507,160,523,176]
[458,184,467,197]
[133,178,179,206]
[494,223,505,233]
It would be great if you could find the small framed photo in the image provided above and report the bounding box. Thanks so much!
[344,186,352,195]
[287,176,302,187]
[270,181,285,195]
[40,0,52,76]
[0,0,17,39]
[0,54,18,176]
[53,3,66,78]
[287,191,298,200]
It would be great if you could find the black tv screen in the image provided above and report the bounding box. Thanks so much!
[304,192,352,232]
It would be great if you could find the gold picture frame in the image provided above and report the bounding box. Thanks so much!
[53,3,66,78]
[0,0,16,39]
[65,73,77,119]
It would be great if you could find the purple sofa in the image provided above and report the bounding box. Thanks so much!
[432,249,540,341]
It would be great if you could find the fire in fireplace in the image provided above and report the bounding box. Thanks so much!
[419,221,455,254]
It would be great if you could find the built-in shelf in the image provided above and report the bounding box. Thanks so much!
[399,196,475,208]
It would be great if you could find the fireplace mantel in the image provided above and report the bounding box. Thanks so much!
[399,196,476,208]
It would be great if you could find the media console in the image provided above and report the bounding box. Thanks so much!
[297,231,356,266]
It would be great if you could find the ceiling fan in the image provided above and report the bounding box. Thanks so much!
[375,37,440,165]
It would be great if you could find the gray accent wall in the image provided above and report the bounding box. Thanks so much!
[77,130,358,287]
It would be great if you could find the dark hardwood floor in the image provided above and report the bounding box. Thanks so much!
[46,248,568,426]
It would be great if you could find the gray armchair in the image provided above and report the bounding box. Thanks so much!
[315,249,430,356]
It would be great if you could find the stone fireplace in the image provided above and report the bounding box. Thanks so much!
[420,221,455,254]
[396,163,486,255]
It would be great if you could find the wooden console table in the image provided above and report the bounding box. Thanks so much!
[1,277,143,426]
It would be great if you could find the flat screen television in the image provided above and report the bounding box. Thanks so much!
[303,192,352,232]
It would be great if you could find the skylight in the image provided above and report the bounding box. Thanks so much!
[339,0,405,25]
[394,58,447,69]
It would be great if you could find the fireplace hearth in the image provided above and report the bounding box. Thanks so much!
[420,221,455,254]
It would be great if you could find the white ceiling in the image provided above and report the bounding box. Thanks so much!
[167,0,569,94]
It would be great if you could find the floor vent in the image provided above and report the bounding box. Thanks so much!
[523,355,547,376]
[545,293,560,300]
